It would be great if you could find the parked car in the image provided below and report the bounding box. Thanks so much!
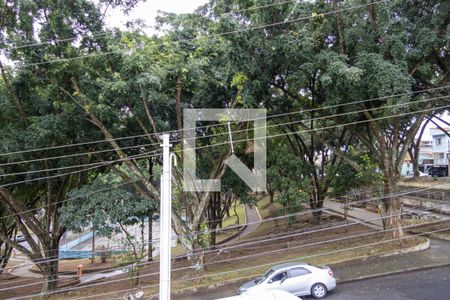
[238,262,336,299]
[217,289,300,300]
[404,171,430,179]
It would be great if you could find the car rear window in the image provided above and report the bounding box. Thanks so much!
[289,267,311,277]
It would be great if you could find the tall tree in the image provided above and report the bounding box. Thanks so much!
[0,0,145,292]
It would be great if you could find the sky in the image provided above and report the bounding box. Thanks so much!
[104,0,208,34]
[421,112,450,140]
[104,0,449,141]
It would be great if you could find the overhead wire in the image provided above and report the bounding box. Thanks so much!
[2,99,448,187]
[12,1,387,70]
[5,0,300,51]
[0,102,448,220]
[0,103,447,276]
[5,214,446,294]
[0,150,161,188]
[1,82,446,162]
[11,225,447,299]
[0,182,399,276]
[1,90,448,172]
[2,183,447,281]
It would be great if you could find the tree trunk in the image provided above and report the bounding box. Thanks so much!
[269,191,275,204]
[333,0,345,57]
[0,225,15,275]
[310,199,323,225]
[309,181,324,224]
[148,214,153,262]
[382,177,404,239]
[0,240,13,275]
[91,227,95,264]
[40,249,59,293]
[210,228,217,246]
[207,192,221,246]
[233,200,240,225]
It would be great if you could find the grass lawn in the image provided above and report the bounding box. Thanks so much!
[153,202,246,260]
[221,203,245,227]
[399,177,450,189]
[407,219,450,241]
[215,202,246,244]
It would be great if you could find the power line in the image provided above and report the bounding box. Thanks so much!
[0,150,157,188]
[85,227,449,300]
[1,91,447,173]
[3,195,447,294]
[0,141,160,167]
[6,211,447,294]
[5,0,299,51]
[0,103,446,267]
[0,149,162,177]
[12,1,386,70]
[0,178,143,221]
[14,226,446,300]
[0,102,443,213]
[1,84,447,161]
[6,216,444,294]
[0,182,398,275]
[1,103,448,220]
[2,183,446,277]
[171,181,450,239]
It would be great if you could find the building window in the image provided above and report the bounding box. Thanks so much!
[436,138,442,145]
[439,153,444,159]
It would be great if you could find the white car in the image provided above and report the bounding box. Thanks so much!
[238,262,336,299]
[404,171,429,178]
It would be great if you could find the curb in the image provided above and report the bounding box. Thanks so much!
[407,230,450,242]
[380,237,430,257]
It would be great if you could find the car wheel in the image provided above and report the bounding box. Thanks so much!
[311,283,328,299]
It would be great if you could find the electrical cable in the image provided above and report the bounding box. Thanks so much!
[11,225,447,299]
[13,1,387,70]
[1,91,447,172]
[2,184,446,281]
[2,102,448,188]
[1,83,447,161]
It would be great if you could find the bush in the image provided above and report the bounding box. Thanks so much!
[97,245,111,263]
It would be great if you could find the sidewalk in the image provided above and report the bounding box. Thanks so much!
[333,238,450,282]
[323,200,383,229]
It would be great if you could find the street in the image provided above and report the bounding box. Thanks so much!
[320,266,450,300]
[173,266,450,300]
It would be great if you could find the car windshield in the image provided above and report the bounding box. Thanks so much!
[256,269,274,284]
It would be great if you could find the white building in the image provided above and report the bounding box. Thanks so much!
[430,127,450,167]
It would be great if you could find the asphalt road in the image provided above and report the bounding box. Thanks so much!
[173,266,450,300]
[320,266,450,300]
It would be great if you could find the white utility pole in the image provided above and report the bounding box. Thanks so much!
[159,134,175,300]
